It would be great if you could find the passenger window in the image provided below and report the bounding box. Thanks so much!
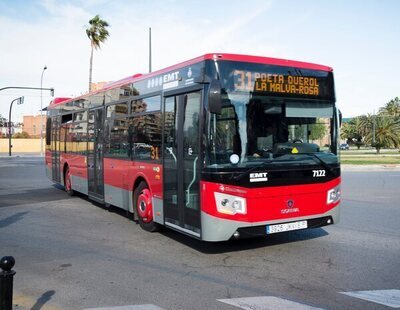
[131,96,161,114]
[106,102,128,118]
[130,112,162,161]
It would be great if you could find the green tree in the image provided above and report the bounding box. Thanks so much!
[86,15,110,92]
[340,121,357,142]
[340,115,372,149]
[309,121,327,141]
[379,97,400,120]
[364,116,400,153]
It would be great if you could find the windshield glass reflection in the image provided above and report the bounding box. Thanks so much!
[206,94,338,169]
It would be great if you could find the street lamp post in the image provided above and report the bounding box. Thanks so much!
[372,110,376,145]
[8,97,24,156]
[40,66,47,156]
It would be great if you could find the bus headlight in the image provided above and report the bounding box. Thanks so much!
[214,192,247,215]
[327,185,341,204]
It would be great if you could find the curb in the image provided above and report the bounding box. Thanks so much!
[341,164,400,171]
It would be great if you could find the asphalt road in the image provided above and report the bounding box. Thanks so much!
[0,156,399,310]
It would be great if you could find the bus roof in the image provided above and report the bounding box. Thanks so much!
[48,53,333,108]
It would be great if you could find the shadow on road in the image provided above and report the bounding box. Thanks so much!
[74,194,330,253]
[0,211,29,228]
[31,290,56,310]
[0,187,72,208]
[48,184,330,254]
[159,228,329,254]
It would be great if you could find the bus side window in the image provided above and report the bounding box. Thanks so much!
[46,118,52,146]
[130,112,162,161]
[107,102,127,118]
[108,117,130,159]
[131,96,160,114]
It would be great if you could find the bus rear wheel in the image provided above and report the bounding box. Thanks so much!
[64,166,74,196]
[134,182,160,232]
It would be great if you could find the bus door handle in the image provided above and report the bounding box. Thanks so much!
[186,156,198,207]
[166,147,177,164]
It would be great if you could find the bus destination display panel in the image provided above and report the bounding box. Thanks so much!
[218,61,335,101]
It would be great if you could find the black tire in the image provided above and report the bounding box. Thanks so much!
[134,182,160,232]
[64,166,75,196]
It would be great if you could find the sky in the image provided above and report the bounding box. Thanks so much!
[0,0,399,122]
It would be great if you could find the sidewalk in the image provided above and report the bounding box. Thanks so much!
[341,164,400,171]
[0,152,43,158]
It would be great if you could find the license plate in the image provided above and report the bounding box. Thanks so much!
[266,220,308,234]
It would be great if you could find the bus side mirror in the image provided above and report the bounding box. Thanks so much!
[338,109,342,126]
[208,79,222,114]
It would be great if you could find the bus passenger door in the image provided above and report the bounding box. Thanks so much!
[163,91,202,238]
[87,108,104,201]
[51,116,61,183]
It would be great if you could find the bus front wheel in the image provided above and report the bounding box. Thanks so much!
[64,166,74,196]
[134,182,160,232]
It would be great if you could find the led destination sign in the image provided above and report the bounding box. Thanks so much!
[234,70,321,96]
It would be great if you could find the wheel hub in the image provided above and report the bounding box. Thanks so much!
[140,201,146,212]
[137,188,153,223]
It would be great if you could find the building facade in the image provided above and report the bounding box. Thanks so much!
[23,115,44,138]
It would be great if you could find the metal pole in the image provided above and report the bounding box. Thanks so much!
[0,86,54,93]
[8,97,24,157]
[372,110,376,144]
[0,256,16,310]
[8,100,14,157]
[40,66,47,156]
[149,27,152,73]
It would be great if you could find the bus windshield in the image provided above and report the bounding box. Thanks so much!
[206,96,338,169]
[205,60,338,170]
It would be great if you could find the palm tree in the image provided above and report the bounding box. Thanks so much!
[86,15,110,92]
[340,115,372,149]
[357,114,374,137]
[379,97,400,120]
[364,116,400,154]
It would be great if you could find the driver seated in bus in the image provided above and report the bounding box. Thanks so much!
[252,121,279,157]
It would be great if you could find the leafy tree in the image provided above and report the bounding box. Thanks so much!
[364,116,400,153]
[357,114,374,137]
[340,121,355,141]
[340,97,400,152]
[0,114,6,127]
[86,15,110,92]
[309,121,327,141]
[340,115,373,149]
[379,97,400,120]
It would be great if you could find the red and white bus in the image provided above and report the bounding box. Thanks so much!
[45,53,341,241]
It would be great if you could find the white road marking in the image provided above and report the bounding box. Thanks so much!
[217,296,323,310]
[84,305,166,310]
[341,289,400,308]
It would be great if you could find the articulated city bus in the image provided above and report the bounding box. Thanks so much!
[45,53,341,241]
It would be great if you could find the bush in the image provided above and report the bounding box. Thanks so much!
[13,131,30,138]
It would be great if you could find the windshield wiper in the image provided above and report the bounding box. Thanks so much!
[232,160,273,181]
[303,153,335,175]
